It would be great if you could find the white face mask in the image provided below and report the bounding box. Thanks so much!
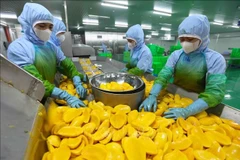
[57,34,65,43]
[34,28,52,42]
[128,42,136,50]
[181,40,200,54]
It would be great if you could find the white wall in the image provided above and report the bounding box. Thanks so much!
[0,26,7,57]
[208,32,240,53]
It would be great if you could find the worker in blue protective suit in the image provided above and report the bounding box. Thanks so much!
[120,24,152,76]
[139,15,227,119]
[50,17,66,49]
[101,43,108,53]
[7,3,87,108]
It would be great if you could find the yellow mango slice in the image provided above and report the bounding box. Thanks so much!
[91,109,110,122]
[47,101,64,129]
[139,136,158,155]
[194,150,220,160]
[71,141,85,156]
[122,137,146,160]
[153,149,163,160]
[188,135,203,150]
[89,103,104,111]
[112,104,131,114]
[57,126,83,137]
[154,132,168,149]
[112,125,128,141]
[171,137,192,150]
[127,124,138,138]
[199,117,216,125]
[106,142,125,160]
[42,152,52,160]
[100,131,113,145]
[219,123,237,140]
[161,128,173,142]
[70,116,85,127]
[209,114,222,124]
[157,118,175,129]
[222,143,240,159]
[81,144,108,160]
[131,120,149,132]
[139,127,156,139]
[81,135,89,146]
[47,135,61,148]
[90,112,100,129]
[195,111,208,119]
[110,112,127,129]
[93,127,110,141]
[51,146,71,160]
[182,148,194,160]
[177,117,193,131]
[127,110,139,124]
[205,131,231,145]
[186,116,200,126]
[59,138,68,148]
[68,136,82,149]
[136,112,156,126]
[180,97,193,106]
[200,124,218,132]
[47,141,55,153]
[82,108,91,123]
[221,118,240,130]
[83,131,94,145]
[151,117,162,129]
[207,141,226,160]
[98,119,110,131]
[63,108,82,123]
[163,149,188,160]
[82,123,96,134]
[172,127,184,141]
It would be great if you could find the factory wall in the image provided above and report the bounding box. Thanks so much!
[0,26,8,57]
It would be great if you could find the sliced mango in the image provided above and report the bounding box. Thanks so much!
[106,142,125,160]
[199,117,216,126]
[63,108,82,123]
[82,108,91,123]
[71,141,85,156]
[222,143,240,159]
[207,141,226,160]
[219,123,237,140]
[122,137,146,160]
[99,131,113,145]
[177,117,193,131]
[112,125,128,141]
[205,131,231,145]
[128,110,139,124]
[139,127,156,139]
[171,137,192,150]
[47,135,61,148]
[131,120,149,132]
[186,116,200,126]
[221,118,240,130]
[209,114,222,124]
[182,148,194,160]
[194,150,220,160]
[90,112,101,129]
[98,119,110,131]
[82,123,96,134]
[110,112,127,129]
[136,112,156,126]
[163,149,188,160]
[172,127,184,141]
[57,126,83,137]
[139,136,158,155]
[127,124,139,138]
[92,127,110,141]
[68,136,82,149]
[153,149,163,160]
[112,104,131,114]
[154,132,168,149]
[81,144,108,160]
[189,135,203,150]
[195,111,208,119]
[70,116,85,127]
[51,146,71,160]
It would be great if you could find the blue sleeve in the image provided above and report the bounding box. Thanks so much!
[137,51,152,72]
[7,40,35,67]
[165,50,182,68]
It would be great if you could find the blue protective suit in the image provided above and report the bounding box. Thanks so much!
[7,3,83,100]
[50,18,66,47]
[101,43,108,53]
[125,24,152,74]
[140,15,226,118]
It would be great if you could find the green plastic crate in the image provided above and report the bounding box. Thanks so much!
[123,51,130,62]
[147,44,165,56]
[152,56,169,76]
[229,48,240,66]
[170,45,182,54]
[98,52,112,58]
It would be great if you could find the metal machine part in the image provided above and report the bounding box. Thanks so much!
[90,72,144,93]
[72,44,95,57]
[60,32,73,58]
[92,83,145,110]
[0,54,45,101]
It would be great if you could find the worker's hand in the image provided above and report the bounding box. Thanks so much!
[51,87,86,108]
[73,76,87,99]
[139,95,157,112]
[120,67,128,72]
[75,84,87,99]
[164,99,209,119]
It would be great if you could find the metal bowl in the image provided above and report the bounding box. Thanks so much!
[91,83,145,110]
[89,72,144,93]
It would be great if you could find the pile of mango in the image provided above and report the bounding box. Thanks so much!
[79,58,102,78]
[99,82,134,91]
[55,79,90,105]
[43,94,240,160]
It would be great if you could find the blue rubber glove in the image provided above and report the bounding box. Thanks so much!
[120,68,128,72]
[164,99,209,119]
[51,87,86,108]
[73,76,87,99]
[139,84,162,112]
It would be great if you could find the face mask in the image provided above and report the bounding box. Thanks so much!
[57,34,65,43]
[128,42,136,49]
[34,28,52,42]
[181,40,200,54]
